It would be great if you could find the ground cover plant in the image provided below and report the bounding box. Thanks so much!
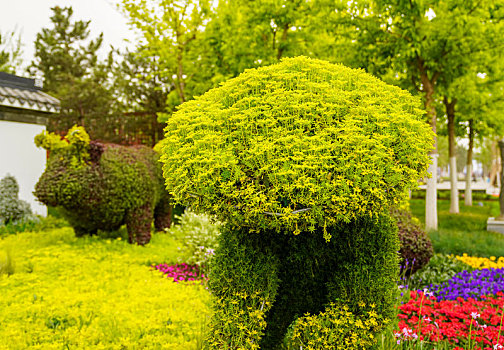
[396,290,504,349]
[0,227,211,350]
[408,254,474,291]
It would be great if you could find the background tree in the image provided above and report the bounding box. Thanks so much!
[340,0,504,230]
[120,0,212,118]
[0,28,22,74]
[29,6,116,137]
[454,70,504,206]
[119,0,355,123]
[112,47,173,146]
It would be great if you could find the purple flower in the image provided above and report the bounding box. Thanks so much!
[421,268,504,301]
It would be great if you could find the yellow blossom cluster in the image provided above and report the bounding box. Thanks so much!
[454,254,504,269]
[205,291,272,350]
[288,302,388,350]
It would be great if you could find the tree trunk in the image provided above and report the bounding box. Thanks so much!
[465,120,474,206]
[420,64,439,231]
[444,96,459,214]
[489,139,500,188]
[276,24,289,61]
[177,50,186,103]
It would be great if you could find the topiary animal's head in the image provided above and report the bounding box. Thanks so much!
[161,57,434,240]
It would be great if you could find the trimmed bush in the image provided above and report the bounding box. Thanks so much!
[392,208,434,275]
[207,216,399,349]
[34,127,172,245]
[0,175,33,225]
[161,56,433,240]
[168,210,221,274]
[161,57,434,348]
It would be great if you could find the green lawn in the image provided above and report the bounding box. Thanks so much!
[410,198,504,257]
[0,228,211,350]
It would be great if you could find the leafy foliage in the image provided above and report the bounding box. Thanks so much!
[168,210,221,270]
[34,127,171,245]
[161,56,434,239]
[120,0,212,111]
[0,29,22,74]
[0,175,33,226]
[206,215,400,348]
[392,208,434,275]
[287,302,385,350]
[409,254,474,291]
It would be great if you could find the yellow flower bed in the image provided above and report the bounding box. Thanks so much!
[454,253,504,269]
[0,228,211,349]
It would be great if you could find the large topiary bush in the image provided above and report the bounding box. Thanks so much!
[161,57,434,348]
[0,175,33,225]
[34,126,172,245]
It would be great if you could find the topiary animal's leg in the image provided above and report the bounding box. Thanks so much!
[73,225,96,237]
[154,194,172,231]
[288,301,384,349]
[125,202,153,245]
[287,215,400,349]
[205,226,281,350]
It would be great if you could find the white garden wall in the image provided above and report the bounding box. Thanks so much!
[0,120,47,216]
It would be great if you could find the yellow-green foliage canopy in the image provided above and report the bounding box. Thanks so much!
[161,57,434,238]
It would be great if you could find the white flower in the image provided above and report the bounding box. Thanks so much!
[471,312,480,319]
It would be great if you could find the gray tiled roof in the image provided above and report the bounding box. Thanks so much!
[0,72,60,113]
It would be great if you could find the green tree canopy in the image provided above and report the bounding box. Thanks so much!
[29,6,115,134]
[0,29,22,74]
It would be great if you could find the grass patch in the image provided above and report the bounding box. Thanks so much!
[0,228,211,350]
[410,198,504,257]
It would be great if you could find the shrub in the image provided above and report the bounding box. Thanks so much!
[0,215,68,236]
[0,175,33,225]
[392,208,434,275]
[206,215,400,349]
[34,127,172,245]
[161,57,433,348]
[161,56,434,239]
[168,210,221,270]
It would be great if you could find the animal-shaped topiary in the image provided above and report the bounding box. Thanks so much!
[34,126,172,245]
[161,57,434,348]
